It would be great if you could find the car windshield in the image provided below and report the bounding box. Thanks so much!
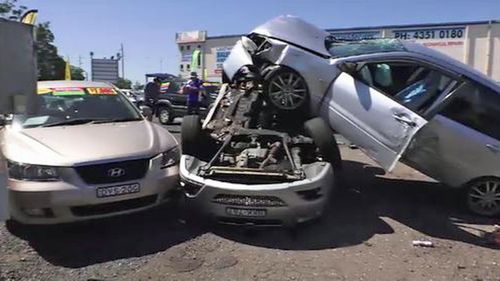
[13,86,142,128]
[326,38,406,58]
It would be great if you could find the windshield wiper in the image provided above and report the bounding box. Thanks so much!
[92,117,143,124]
[41,118,100,127]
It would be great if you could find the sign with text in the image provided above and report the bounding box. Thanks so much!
[329,31,381,40]
[392,27,465,41]
[215,46,233,72]
[176,30,207,43]
[391,26,466,61]
[181,53,192,62]
[91,58,119,83]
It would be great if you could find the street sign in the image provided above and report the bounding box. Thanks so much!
[91,58,119,83]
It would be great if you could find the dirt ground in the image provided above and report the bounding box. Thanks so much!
[0,141,499,281]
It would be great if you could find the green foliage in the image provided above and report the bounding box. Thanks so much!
[71,66,85,80]
[114,78,132,89]
[0,0,26,19]
[133,81,144,90]
[36,22,66,80]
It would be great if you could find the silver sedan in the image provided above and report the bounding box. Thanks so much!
[1,80,179,224]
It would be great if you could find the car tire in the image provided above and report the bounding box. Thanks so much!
[263,66,309,112]
[304,117,342,171]
[181,115,204,156]
[463,177,500,217]
[158,106,174,125]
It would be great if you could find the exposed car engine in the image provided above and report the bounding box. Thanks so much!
[182,83,334,185]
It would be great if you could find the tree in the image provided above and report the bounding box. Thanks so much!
[133,81,144,91]
[71,66,85,80]
[35,22,66,80]
[0,0,26,19]
[114,78,132,89]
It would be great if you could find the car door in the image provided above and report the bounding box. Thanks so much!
[321,59,454,171]
[404,81,500,187]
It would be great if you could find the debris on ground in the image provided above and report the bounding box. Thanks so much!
[412,240,434,247]
[482,225,500,245]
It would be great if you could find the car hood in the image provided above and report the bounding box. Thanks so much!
[251,15,331,57]
[1,120,178,166]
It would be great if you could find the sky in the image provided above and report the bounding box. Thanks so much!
[19,0,500,83]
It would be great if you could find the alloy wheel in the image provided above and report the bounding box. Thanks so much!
[467,178,500,216]
[159,108,170,124]
[267,71,308,110]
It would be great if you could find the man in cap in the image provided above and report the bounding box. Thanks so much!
[144,77,162,118]
[184,72,204,115]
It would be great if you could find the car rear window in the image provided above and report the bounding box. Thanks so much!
[326,39,406,58]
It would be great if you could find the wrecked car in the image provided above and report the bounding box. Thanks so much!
[223,15,500,216]
[179,82,341,227]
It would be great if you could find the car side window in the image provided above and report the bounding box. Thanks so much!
[440,82,500,140]
[355,62,453,114]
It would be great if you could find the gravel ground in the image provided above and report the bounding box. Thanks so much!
[0,125,499,281]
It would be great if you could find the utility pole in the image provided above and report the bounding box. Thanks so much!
[160,58,163,72]
[121,43,125,79]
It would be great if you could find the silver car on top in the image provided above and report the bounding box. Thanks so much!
[1,81,180,224]
[224,15,500,216]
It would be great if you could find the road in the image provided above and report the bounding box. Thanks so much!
[0,119,498,281]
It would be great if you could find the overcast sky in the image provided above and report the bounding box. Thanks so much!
[20,0,500,83]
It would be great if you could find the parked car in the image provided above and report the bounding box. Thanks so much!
[223,15,500,216]
[120,89,145,108]
[155,81,219,124]
[1,81,180,224]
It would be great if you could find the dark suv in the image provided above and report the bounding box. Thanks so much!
[155,81,219,124]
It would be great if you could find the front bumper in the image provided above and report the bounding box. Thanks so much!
[179,155,334,227]
[8,161,179,224]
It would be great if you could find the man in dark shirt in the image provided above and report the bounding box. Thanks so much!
[144,78,162,117]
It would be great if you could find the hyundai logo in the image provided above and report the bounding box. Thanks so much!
[107,167,125,177]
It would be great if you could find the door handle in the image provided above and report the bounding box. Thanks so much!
[486,144,500,153]
[393,114,416,127]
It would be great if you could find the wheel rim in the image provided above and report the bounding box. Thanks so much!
[268,72,307,110]
[467,179,500,216]
[159,109,170,123]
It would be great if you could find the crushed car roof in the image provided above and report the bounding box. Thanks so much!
[251,15,331,57]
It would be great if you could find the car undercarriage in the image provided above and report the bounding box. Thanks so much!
[179,81,339,226]
[182,82,331,185]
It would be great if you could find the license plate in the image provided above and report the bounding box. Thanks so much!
[226,207,267,217]
[96,183,140,198]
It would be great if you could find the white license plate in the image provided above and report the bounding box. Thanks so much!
[96,183,140,198]
[226,207,267,217]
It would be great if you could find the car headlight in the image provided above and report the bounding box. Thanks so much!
[160,146,180,168]
[7,161,60,181]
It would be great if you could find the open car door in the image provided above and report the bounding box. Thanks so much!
[0,19,38,221]
[322,61,438,171]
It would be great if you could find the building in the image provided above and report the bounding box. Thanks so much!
[176,20,500,82]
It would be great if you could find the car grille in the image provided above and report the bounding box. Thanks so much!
[71,195,157,217]
[212,194,287,207]
[75,158,150,185]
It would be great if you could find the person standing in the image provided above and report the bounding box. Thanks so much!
[144,77,162,118]
[185,72,204,115]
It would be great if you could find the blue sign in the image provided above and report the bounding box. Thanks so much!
[181,53,192,62]
[216,47,232,63]
[330,31,381,40]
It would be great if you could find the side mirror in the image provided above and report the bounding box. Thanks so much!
[338,61,359,74]
[139,105,153,120]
